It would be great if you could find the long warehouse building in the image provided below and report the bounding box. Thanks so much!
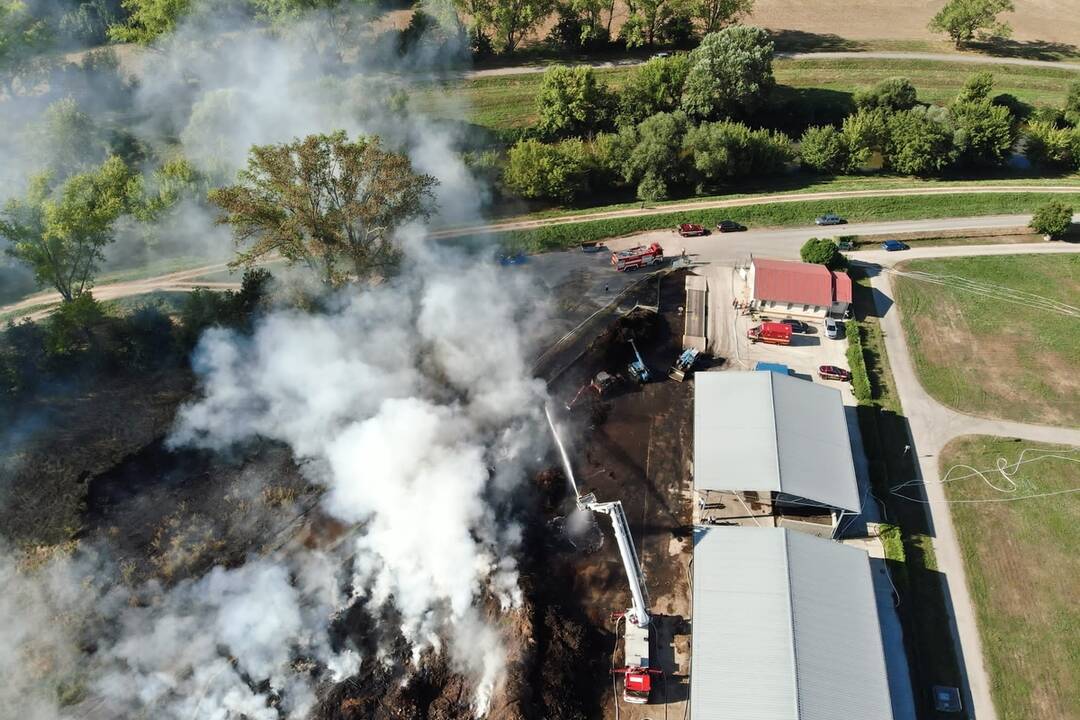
[690,526,895,720]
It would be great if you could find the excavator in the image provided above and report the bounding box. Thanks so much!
[577,491,655,704]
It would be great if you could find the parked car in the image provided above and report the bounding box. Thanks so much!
[882,240,910,251]
[815,213,846,226]
[497,251,526,266]
[779,318,810,334]
[676,223,708,237]
[716,219,746,233]
[818,365,852,382]
[824,317,842,339]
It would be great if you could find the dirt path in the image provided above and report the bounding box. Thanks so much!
[464,50,1080,79]
[860,244,1080,720]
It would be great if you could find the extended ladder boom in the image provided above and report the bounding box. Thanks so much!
[580,496,651,628]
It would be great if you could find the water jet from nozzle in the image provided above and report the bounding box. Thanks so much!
[544,403,581,502]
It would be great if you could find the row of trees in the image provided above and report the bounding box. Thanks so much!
[506,113,790,201]
[798,73,1024,176]
[533,25,774,139]
[1,129,438,308]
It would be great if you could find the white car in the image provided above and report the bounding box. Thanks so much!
[825,317,841,339]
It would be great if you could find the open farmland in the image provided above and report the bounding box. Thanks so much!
[937,436,1080,720]
[892,254,1080,426]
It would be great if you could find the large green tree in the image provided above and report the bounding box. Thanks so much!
[616,53,690,127]
[680,25,774,121]
[535,65,615,139]
[689,0,751,35]
[1024,121,1078,170]
[684,120,791,183]
[950,99,1016,167]
[0,0,51,96]
[611,111,690,200]
[457,0,554,53]
[108,0,192,43]
[1,157,139,302]
[928,0,1014,48]
[884,108,955,176]
[503,138,591,203]
[209,132,438,286]
[798,125,848,174]
[799,237,844,269]
[619,0,684,48]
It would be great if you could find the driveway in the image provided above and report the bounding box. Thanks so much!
[861,242,1080,720]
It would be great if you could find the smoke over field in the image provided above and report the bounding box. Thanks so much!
[0,4,569,719]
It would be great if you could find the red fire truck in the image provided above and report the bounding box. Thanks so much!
[747,322,793,345]
[611,243,664,271]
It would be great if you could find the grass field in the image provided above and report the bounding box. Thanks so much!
[938,435,1080,720]
[415,57,1079,131]
[893,254,1080,426]
[498,191,1080,251]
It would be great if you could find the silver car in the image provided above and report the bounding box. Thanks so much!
[825,317,841,339]
[815,213,845,226]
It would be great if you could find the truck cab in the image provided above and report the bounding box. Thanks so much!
[622,622,652,704]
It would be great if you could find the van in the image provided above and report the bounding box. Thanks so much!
[825,317,841,339]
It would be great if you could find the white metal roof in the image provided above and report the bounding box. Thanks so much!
[690,527,894,720]
[693,371,860,512]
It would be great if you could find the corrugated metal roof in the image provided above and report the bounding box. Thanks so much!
[690,527,894,720]
[752,258,834,307]
[694,371,860,512]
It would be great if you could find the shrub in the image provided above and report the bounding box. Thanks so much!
[1024,121,1078,169]
[846,320,872,404]
[854,77,918,112]
[1029,200,1074,239]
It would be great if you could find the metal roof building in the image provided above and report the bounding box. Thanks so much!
[693,370,860,512]
[690,527,894,720]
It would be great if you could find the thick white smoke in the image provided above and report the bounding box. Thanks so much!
[168,237,548,714]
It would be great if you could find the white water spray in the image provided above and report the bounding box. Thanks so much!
[544,404,581,500]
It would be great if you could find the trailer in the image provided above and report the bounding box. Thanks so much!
[747,322,792,345]
[612,243,664,272]
[669,347,700,382]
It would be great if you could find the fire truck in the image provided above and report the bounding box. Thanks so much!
[611,243,664,272]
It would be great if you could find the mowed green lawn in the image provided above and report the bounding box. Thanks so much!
[413,58,1078,131]
[938,435,1080,720]
[893,254,1080,426]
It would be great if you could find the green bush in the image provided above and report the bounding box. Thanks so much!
[854,77,918,112]
[685,120,793,183]
[535,65,615,139]
[846,320,872,404]
[799,237,845,269]
[1029,200,1074,238]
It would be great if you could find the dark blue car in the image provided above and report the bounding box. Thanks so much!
[882,240,909,252]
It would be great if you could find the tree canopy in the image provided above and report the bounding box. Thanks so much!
[928,0,1014,48]
[458,0,554,53]
[799,237,844,269]
[0,0,51,95]
[1,157,140,302]
[108,0,193,43]
[680,25,774,121]
[535,65,614,139]
[208,132,438,286]
[617,54,690,128]
[689,0,752,35]
[853,77,918,112]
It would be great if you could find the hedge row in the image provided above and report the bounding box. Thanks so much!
[845,319,873,404]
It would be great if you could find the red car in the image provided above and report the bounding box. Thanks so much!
[676,223,708,237]
[818,365,852,382]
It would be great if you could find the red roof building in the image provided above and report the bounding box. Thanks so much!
[749,258,852,318]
